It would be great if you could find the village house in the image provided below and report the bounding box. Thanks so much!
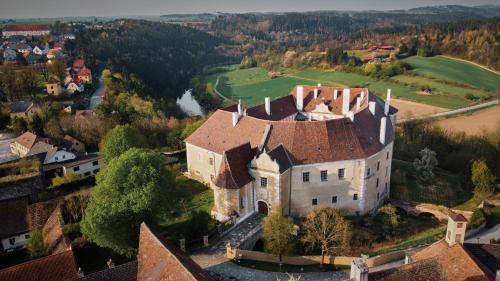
[0,198,30,252]
[46,79,64,96]
[32,46,43,55]
[61,135,86,155]
[62,33,76,40]
[23,51,39,64]
[66,81,84,94]
[186,85,397,222]
[3,48,17,61]
[15,43,32,54]
[350,213,499,281]
[10,101,37,119]
[2,24,50,38]
[61,153,100,177]
[10,131,76,164]
[76,67,92,84]
[72,58,85,72]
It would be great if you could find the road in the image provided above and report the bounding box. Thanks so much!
[465,224,500,244]
[89,77,105,109]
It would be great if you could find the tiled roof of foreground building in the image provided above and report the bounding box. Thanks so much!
[186,86,397,189]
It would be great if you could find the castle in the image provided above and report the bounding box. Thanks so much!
[185,85,397,222]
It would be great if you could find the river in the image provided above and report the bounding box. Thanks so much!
[176,89,204,117]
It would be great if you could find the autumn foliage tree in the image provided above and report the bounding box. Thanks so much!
[262,209,295,264]
[301,207,351,268]
[471,159,495,197]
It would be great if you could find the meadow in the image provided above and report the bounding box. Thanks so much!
[205,56,499,108]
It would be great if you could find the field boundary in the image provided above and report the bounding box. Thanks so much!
[438,55,499,75]
[213,76,229,100]
[398,100,499,123]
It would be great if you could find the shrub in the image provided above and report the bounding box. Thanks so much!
[51,172,82,188]
[28,229,47,258]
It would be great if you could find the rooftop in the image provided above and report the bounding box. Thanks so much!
[3,24,50,32]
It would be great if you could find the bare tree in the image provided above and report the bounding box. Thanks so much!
[301,207,351,268]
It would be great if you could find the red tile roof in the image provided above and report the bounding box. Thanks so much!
[369,257,446,281]
[13,131,41,150]
[78,67,91,76]
[411,240,489,281]
[449,212,468,222]
[186,88,395,166]
[213,142,255,189]
[0,248,79,281]
[137,223,215,281]
[72,58,85,69]
[3,24,50,32]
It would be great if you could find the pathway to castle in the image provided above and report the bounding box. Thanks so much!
[190,214,349,281]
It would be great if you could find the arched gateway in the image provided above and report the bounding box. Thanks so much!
[257,201,269,215]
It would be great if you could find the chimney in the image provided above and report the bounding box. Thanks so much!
[384,89,391,115]
[333,89,338,100]
[296,86,304,111]
[369,101,376,116]
[361,91,365,100]
[317,83,321,87]
[265,97,271,116]
[314,88,318,99]
[350,258,368,281]
[237,99,242,116]
[386,88,392,101]
[356,97,362,110]
[347,111,355,122]
[384,101,390,115]
[379,117,387,144]
[232,112,239,127]
[342,89,350,115]
[445,213,467,247]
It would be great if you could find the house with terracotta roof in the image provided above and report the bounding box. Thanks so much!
[0,198,31,252]
[72,58,85,71]
[2,24,50,38]
[0,248,79,281]
[46,79,64,96]
[349,213,499,281]
[77,67,92,84]
[186,85,397,222]
[10,131,76,164]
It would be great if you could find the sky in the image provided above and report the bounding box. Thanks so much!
[0,0,498,19]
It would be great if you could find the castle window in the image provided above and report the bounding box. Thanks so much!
[302,172,310,183]
[209,157,214,166]
[338,168,345,179]
[447,230,451,239]
[457,223,463,228]
[376,178,379,188]
[367,168,371,176]
[260,177,268,188]
[320,170,328,181]
[353,193,358,200]
[240,197,244,209]
[210,174,214,181]
[312,198,318,205]
[386,151,390,160]
[332,196,337,204]
[377,161,380,171]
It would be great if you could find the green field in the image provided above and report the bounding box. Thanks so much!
[205,56,499,108]
[403,56,500,91]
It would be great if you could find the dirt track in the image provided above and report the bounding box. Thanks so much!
[391,99,447,119]
[434,105,500,135]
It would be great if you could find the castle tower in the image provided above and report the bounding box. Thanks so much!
[445,213,468,247]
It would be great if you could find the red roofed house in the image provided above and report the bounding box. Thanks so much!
[46,79,64,96]
[72,58,85,71]
[185,85,397,222]
[77,67,92,84]
[0,248,79,281]
[2,24,50,38]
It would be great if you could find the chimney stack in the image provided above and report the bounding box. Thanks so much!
[379,117,387,144]
[361,91,365,100]
[237,99,242,116]
[350,258,368,281]
[356,97,362,110]
[342,89,350,115]
[297,86,304,111]
[317,83,321,87]
[386,89,392,101]
[232,112,239,127]
[384,89,391,115]
[384,102,390,115]
[265,97,271,116]
[369,102,376,116]
[333,89,338,100]
[347,111,355,122]
[314,88,318,99]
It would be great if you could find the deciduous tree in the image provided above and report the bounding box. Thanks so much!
[471,159,495,197]
[262,209,295,264]
[81,148,175,257]
[413,148,438,182]
[301,207,351,268]
[100,124,147,163]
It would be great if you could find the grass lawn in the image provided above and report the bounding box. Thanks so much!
[158,175,214,240]
[205,63,495,108]
[390,160,471,207]
[370,225,446,256]
[486,206,500,228]
[403,56,500,92]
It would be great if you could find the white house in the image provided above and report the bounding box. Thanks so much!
[32,46,43,56]
[61,153,100,177]
[10,132,76,164]
[66,82,84,94]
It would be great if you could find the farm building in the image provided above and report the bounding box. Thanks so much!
[186,85,397,222]
[2,24,50,38]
